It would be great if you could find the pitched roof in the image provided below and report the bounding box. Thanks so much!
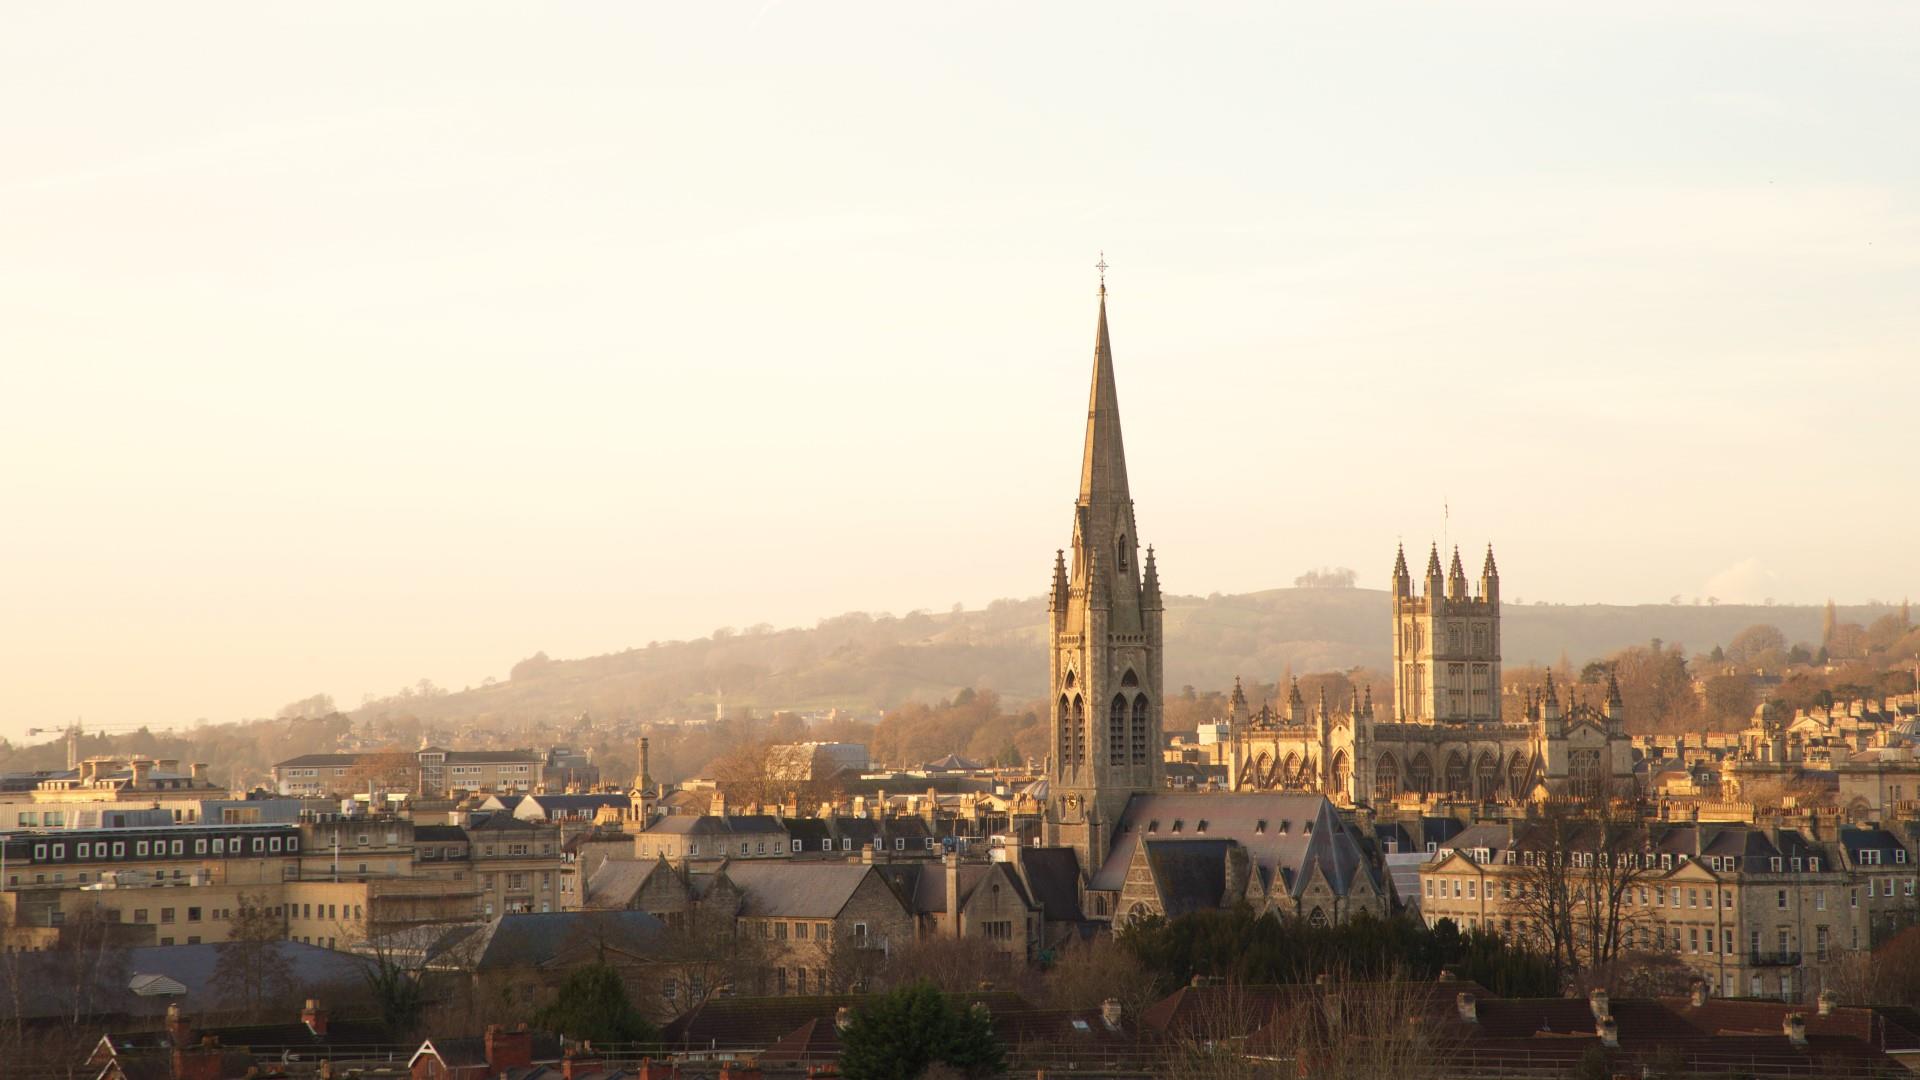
[1140,839,1234,916]
[723,863,895,919]
[274,753,366,768]
[585,859,661,909]
[1092,793,1376,899]
[1017,846,1085,922]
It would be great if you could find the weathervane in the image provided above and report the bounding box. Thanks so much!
[1096,252,1108,295]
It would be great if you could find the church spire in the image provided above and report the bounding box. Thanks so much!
[1079,287,1130,506]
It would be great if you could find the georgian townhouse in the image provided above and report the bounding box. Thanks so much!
[1419,820,1916,1001]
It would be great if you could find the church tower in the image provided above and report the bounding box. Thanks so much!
[1391,543,1502,723]
[1045,277,1163,876]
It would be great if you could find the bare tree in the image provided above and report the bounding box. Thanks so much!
[212,892,293,1019]
[1258,977,1460,1080]
[1509,799,1649,986]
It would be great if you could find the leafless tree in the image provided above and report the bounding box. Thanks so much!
[1257,976,1460,1080]
[212,891,293,1019]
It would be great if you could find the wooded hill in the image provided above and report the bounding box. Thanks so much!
[348,590,1884,728]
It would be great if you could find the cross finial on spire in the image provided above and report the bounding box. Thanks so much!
[1096,252,1108,296]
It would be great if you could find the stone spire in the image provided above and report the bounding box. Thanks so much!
[1078,289,1129,507]
[1392,543,1411,598]
[1288,677,1305,723]
[1142,544,1161,609]
[1447,546,1468,600]
[1425,543,1445,597]
[1480,544,1500,603]
[1049,549,1069,611]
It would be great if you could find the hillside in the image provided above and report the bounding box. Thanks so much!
[348,590,1875,727]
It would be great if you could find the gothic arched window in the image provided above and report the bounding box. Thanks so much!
[1476,752,1501,801]
[1444,751,1469,797]
[1508,752,1531,799]
[1569,749,1604,801]
[1109,695,1128,766]
[1117,535,1128,572]
[1121,668,1139,688]
[1331,751,1351,797]
[1283,753,1301,788]
[1307,906,1328,928]
[1070,696,1086,765]
[1131,694,1150,766]
[1374,754,1399,800]
[1407,753,1433,796]
[1057,695,1071,766]
[1256,752,1274,790]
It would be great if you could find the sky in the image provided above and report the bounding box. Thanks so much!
[2,3,1916,736]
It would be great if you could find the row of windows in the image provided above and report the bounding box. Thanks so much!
[27,834,298,862]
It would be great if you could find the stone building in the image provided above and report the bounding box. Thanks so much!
[1041,280,1164,876]
[1225,545,1637,806]
[1418,819,1920,1002]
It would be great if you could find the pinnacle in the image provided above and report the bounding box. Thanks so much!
[1392,544,1410,578]
[1425,544,1444,578]
[1482,544,1499,577]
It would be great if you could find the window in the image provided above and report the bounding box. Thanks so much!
[161,908,176,923]
[795,922,809,940]
[792,839,803,853]
[133,909,148,923]
[775,922,788,941]
[1778,889,1788,910]
[188,907,201,922]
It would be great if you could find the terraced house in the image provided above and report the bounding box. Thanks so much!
[1419,819,1920,1001]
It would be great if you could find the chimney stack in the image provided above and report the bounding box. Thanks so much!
[1588,988,1610,1022]
[1818,990,1837,1017]
[165,1002,193,1047]
[1100,998,1124,1030]
[945,852,962,937]
[1597,1016,1618,1048]
[1456,992,1478,1023]
[301,998,327,1036]
[1784,1012,1808,1046]
[485,1024,535,1069]
[1689,979,1708,1008]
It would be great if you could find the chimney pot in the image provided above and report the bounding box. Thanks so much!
[1784,1012,1808,1046]
[1598,1016,1618,1048]
[1818,989,1837,1017]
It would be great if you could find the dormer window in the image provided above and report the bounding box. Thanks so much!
[1196,819,1208,834]
[1254,820,1267,834]
[1170,820,1182,834]
[1791,857,1803,872]
[1771,857,1783,872]
[1146,820,1159,834]
[1899,850,1909,865]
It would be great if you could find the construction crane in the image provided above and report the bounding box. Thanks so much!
[24,720,164,770]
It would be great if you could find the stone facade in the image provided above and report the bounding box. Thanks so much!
[1226,545,1636,807]
[1042,287,1164,875]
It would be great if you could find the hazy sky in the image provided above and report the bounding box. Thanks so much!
[3,3,1916,736]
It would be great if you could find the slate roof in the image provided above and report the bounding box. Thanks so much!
[1141,839,1234,916]
[1017,846,1085,923]
[874,860,1035,916]
[481,911,664,969]
[274,753,366,768]
[1091,793,1377,899]
[642,814,784,836]
[585,858,661,908]
[23,942,371,1024]
[723,862,895,919]
[414,824,468,843]
[445,749,544,764]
